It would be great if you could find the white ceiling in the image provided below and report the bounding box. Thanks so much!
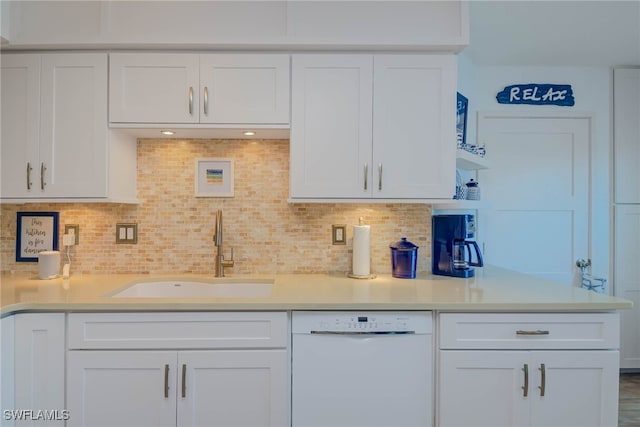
[462,0,640,67]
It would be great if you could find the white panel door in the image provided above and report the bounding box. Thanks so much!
[613,67,640,203]
[14,314,66,426]
[0,54,40,198]
[67,351,177,427]
[478,115,590,284]
[177,350,288,427]
[40,53,108,197]
[439,350,530,427]
[199,54,290,125]
[290,54,373,198]
[530,351,619,427]
[614,204,640,369]
[372,55,456,199]
[109,53,200,123]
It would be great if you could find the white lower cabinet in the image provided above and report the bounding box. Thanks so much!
[437,313,620,427]
[67,349,287,427]
[1,313,66,427]
[66,312,289,427]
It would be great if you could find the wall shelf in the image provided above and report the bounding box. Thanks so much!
[456,149,489,170]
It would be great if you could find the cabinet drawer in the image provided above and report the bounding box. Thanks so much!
[68,312,287,349]
[439,313,619,350]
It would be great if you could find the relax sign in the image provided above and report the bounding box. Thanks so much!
[496,84,575,106]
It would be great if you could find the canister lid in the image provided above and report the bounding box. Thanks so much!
[389,237,419,251]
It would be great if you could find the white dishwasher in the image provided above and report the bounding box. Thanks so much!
[292,311,433,427]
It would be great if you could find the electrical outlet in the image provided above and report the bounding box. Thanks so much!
[64,224,80,244]
[116,223,138,244]
[332,224,347,245]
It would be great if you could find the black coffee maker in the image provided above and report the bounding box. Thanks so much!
[432,214,484,278]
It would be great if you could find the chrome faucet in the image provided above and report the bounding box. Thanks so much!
[214,210,234,277]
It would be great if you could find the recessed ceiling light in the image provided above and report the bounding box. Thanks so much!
[161,130,175,136]
[243,131,256,136]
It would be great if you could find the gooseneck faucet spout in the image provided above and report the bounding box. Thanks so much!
[214,210,234,277]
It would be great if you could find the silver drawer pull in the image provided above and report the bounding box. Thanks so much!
[164,364,169,398]
[181,363,186,398]
[516,330,550,336]
[188,87,193,115]
[522,364,529,397]
[539,363,546,397]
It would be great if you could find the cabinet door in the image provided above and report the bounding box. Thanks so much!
[0,54,40,198]
[109,53,200,123]
[439,350,530,427]
[67,351,177,427]
[290,54,373,198]
[373,55,456,199]
[40,53,108,197]
[614,67,640,203]
[14,314,66,426]
[614,204,640,369]
[199,54,290,124]
[177,350,288,427]
[530,351,619,427]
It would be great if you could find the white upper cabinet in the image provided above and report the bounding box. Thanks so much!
[109,53,200,124]
[1,52,137,203]
[290,54,456,200]
[109,53,290,126]
[290,55,374,198]
[372,55,456,199]
[0,53,126,200]
[199,54,290,125]
[1,1,468,51]
[614,67,640,204]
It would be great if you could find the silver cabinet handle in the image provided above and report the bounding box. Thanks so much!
[189,87,194,115]
[40,162,46,190]
[26,162,32,190]
[181,364,186,398]
[539,363,546,396]
[164,364,169,398]
[516,330,550,336]
[204,87,209,116]
[522,364,529,397]
[363,163,368,191]
[378,163,382,191]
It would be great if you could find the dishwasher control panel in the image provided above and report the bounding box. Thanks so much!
[292,311,433,334]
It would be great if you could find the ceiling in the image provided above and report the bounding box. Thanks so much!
[462,0,640,67]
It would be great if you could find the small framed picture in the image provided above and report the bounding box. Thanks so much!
[16,211,59,262]
[456,92,469,149]
[195,158,234,198]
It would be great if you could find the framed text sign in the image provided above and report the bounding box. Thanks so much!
[16,212,59,262]
[496,83,575,106]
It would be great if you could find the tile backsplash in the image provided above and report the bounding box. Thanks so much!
[1,139,432,275]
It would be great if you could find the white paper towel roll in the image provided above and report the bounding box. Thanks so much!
[352,221,371,277]
[38,250,60,279]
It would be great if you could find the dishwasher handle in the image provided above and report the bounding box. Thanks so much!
[310,330,416,335]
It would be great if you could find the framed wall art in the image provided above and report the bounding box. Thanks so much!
[195,158,235,197]
[16,211,59,262]
[456,92,469,149]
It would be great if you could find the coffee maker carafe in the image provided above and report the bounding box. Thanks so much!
[432,214,484,278]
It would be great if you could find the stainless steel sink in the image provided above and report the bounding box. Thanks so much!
[109,279,273,298]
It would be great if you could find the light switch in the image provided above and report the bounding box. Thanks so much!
[116,223,138,244]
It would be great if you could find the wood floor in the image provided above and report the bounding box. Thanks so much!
[620,374,640,426]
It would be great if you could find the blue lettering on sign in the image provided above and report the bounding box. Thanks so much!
[496,84,575,106]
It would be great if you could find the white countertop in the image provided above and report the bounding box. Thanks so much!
[0,266,632,316]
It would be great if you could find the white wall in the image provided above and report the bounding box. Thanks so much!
[458,53,612,281]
